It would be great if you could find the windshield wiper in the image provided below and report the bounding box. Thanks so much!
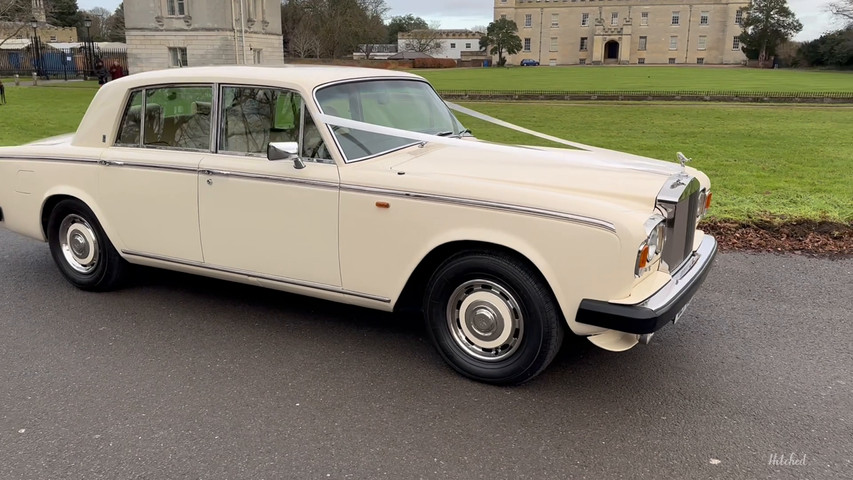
[436,129,472,138]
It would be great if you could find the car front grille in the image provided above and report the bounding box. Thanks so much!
[656,174,701,274]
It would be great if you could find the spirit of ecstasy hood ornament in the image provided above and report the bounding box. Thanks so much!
[677,152,691,170]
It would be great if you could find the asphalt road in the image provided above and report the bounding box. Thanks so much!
[1,227,851,480]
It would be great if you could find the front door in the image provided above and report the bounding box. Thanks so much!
[197,85,341,287]
[605,41,620,63]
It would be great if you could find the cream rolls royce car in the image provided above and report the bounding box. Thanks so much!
[0,66,717,384]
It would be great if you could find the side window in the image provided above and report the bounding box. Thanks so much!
[219,86,330,162]
[219,86,280,155]
[115,90,144,146]
[142,86,213,150]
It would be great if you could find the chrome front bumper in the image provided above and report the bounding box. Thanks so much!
[575,235,718,335]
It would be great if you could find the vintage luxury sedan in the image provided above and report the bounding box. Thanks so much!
[0,66,716,384]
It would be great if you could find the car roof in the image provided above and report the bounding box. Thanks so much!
[109,65,422,91]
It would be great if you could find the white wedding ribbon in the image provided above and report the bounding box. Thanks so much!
[316,104,682,174]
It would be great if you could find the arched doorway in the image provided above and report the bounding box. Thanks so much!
[604,40,619,63]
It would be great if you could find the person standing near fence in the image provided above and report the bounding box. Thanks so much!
[0,80,6,105]
[109,61,124,81]
[94,57,108,86]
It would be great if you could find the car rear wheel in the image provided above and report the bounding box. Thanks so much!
[47,199,127,291]
[424,251,564,385]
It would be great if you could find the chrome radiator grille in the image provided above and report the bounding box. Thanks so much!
[656,175,701,273]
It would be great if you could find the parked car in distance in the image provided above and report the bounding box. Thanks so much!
[0,65,716,385]
[520,59,540,66]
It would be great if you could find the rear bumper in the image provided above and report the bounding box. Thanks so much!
[575,235,717,335]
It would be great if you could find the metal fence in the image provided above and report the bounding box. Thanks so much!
[437,89,853,103]
[0,47,128,79]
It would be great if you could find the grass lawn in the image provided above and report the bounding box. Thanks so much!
[0,83,97,145]
[1,83,850,224]
[418,66,853,93]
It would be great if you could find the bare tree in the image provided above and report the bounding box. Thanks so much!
[289,22,321,58]
[81,7,111,41]
[0,0,32,47]
[400,23,444,55]
[828,1,853,24]
[282,0,388,59]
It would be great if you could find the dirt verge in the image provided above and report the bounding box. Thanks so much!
[702,220,853,258]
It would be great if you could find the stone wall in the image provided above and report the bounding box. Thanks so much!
[125,0,283,73]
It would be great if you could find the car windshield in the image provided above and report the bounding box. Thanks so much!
[315,79,466,162]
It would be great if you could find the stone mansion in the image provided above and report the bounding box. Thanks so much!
[494,0,749,65]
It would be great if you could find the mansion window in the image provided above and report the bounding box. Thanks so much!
[166,0,186,16]
[450,43,456,48]
[700,11,709,25]
[640,12,648,26]
[169,47,188,67]
[669,58,676,64]
[735,10,743,25]
[579,37,588,51]
[669,36,678,50]
[550,37,558,52]
[611,12,618,26]
[525,14,532,27]
[697,57,705,64]
[552,13,559,27]
[671,11,680,26]
[524,38,531,51]
[697,35,707,50]
[732,36,741,50]
[638,36,647,51]
[581,13,589,26]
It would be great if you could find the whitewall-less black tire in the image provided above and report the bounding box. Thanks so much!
[424,251,564,385]
[47,199,127,291]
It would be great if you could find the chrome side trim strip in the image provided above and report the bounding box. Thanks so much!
[340,184,617,233]
[121,250,391,304]
[202,168,340,190]
[0,155,99,164]
[101,160,199,174]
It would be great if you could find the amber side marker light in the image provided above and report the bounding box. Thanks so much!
[375,201,390,209]
[705,192,713,211]
[637,245,650,269]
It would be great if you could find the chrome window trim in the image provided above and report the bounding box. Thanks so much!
[341,184,617,233]
[216,83,306,157]
[114,83,216,151]
[122,249,391,303]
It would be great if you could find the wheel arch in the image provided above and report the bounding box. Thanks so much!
[40,191,122,251]
[394,240,562,321]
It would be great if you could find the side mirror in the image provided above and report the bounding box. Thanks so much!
[267,141,305,169]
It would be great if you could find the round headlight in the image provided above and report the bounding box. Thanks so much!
[697,190,707,218]
[647,222,666,262]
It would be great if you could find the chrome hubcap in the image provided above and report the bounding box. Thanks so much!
[447,279,524,361]
[59,214,99,274]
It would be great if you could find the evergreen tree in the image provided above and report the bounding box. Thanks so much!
[479,18,522,67]
[737,0,802,62]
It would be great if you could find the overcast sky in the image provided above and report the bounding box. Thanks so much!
[77,0,841,42]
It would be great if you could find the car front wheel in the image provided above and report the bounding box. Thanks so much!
[424,251,564,385]
[47,199,127,291]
